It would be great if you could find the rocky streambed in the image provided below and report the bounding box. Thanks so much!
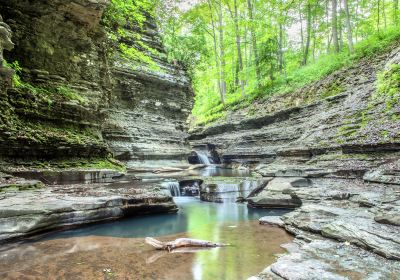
[187,42,400,279]
[0,166,296,280]
[0,172,178,243]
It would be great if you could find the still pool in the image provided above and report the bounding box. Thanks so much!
[0,197,293,280]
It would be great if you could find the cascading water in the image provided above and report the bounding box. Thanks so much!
[195,151,211,165]
[162,182,181,197]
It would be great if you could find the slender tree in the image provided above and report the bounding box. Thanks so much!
[227,0,246,97]
[247,0,261,82]
[207,0,225,105]
[343,0,354,53]
[303,1,313,64]
[332,0,340,52]
[217,0,227,102]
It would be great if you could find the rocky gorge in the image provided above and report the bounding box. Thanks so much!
[189,43,400,278]
[0,0,192,243]
[0,0,399,279]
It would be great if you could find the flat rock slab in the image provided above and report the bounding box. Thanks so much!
[283,203,400,260]
[252,239,400,280]
[248,192,302,209]
[375,205,400,226]
[259,216,285,227]
[0,183,177,242]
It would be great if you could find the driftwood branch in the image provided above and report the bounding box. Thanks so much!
[145,237,230,252]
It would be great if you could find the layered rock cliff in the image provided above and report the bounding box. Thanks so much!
[189,44,400,278]
[0,0,193,166]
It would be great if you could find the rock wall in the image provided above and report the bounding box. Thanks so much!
[189,45,400,173]
[190,44,400,278]
[103,20,193,167]
[0,0,193,165]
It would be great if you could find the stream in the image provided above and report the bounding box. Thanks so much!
[0,166,293,280]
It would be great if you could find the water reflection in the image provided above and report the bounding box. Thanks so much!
[40,197,288,240]
[0,198,292,280]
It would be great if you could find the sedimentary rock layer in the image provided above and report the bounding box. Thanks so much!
[0,0,193,163]
[0,181,177,243]
[190,44,400,278]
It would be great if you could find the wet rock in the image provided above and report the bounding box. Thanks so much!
[0,183,177,242]
[259,216,285,227]
[267,177,311,191]
[248,193,302,209]
[0,1,193,163]
[322,219,400,260]
[247,177,307,208]
[9,169,125,185]
[200,177,265,203]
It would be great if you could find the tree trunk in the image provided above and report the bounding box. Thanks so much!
[332,0,340,53]
[303,2,312,65]
[355,0,360,42]
[232,0,245,97]
[218,0,227,102]
[207,0,225,105]
[299,2,305,55]
[394,0,399,25]
[278,23,284,73]
[247,0,261,82]
[326,0,331,52]
[343,0,354,54]
[377,0,381,31]
[383,0,387,29]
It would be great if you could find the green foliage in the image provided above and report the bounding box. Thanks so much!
[9,120,102,145]
[158,0,400,127]
[5,60,23,87]
[104,0,161,72]
[190,27,400,126]
[104,0,155,27]
[119,43,160,71]
[25,158,126,172]
[376,63,400,111]
[5,60,88,105]
[56,86,88,105]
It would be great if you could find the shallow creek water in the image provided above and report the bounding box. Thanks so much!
[0,167,293,280]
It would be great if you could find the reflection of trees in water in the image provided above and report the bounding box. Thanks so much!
[182,201,291,280]
[190,222,292,280]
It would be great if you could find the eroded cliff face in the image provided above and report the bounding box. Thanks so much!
[189,45,400,278]
[0,0,193,165]
[190,45,400,172]
[103,20,194,167]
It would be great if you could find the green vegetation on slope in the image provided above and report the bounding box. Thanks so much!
[157,0,400,127]
[104,0,163,72]
[5,60,88,105]
[376,63,400,112]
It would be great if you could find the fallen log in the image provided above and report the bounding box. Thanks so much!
[145,237,230,252]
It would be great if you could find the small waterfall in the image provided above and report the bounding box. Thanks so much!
[195,151,211,165]
[162,181,181,197]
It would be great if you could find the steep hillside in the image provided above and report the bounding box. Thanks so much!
[189,43,400,278]
[190,44,400,165]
